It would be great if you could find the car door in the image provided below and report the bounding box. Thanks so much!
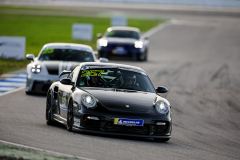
[58,66,80,120]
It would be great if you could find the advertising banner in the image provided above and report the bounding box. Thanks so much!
[72,23,93,41]
[0,36,26,60]
[111,16,127,26]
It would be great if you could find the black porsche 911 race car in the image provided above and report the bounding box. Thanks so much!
[97,26,149,61]
[46,62,172,141]
[25,43,108,94]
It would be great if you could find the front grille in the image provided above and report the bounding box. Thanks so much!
[32,82,51,92]
[108,43,134,50]
[104,122,149,135]
[83,118,169,135]
[84,119,101,130]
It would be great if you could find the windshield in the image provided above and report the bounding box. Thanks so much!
[77,68,155,93]
[38,48,94,62]
[106,30,140,40]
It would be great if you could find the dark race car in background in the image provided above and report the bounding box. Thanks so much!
[25,43,108,94]
[46,62,172,141]
[97,27,149,61]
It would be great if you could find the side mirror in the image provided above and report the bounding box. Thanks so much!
[59,70,71,78]
[97,33,103,38]
[144,37,149,40]
[156,86,168,93]
[60,78,73,85]
[26,54,35,61]
[99,57,108,63]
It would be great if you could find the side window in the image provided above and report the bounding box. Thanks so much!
[68,66,80,82]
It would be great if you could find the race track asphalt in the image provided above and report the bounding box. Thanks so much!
[0,3,240,160]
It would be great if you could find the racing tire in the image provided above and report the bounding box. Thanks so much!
[138,49,148,61]
[25,91,30,95]
[144,49,148,61]
[67,100,73,132]
[154,138,170,142]
[25,90,33,95]
[46,93,53,125]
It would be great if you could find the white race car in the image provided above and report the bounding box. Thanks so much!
[26,43,108,94]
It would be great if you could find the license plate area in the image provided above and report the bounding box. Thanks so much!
[114,118,144,126]
[113,47,127,54]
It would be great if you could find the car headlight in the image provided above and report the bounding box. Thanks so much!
[99,39,108,47]
[155,100,169,114]
[31,64,41,73]
[81,94,96,109]
[134,41,143,48]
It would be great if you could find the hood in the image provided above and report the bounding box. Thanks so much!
[85,88,156,113]
[37,61,79,75]
[106,38,137,44]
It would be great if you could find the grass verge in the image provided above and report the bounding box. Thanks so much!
[0,141,84,160]
[0,5,166,75]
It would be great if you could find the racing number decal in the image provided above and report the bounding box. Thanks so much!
[81,70,90,77]
[42,49,54,54]
[81,70,104,77]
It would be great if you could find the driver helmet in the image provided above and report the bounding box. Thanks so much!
[123,74,135,85]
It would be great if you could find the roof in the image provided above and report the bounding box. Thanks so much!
[80,62,145,72]
[42,43,93,51]
[107,26,140,32]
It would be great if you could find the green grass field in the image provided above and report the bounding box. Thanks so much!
[0,5,165,75]
[0,141,84,160]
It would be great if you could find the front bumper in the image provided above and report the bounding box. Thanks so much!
[98,47,144,60]
[72,112,172,138]
[26,73,58,94]
[73,127,171,139]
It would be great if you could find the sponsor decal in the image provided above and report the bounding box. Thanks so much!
[0,41,21,47]
[114,118,144,126]
[81,66,118,70]
[81,66,89,70]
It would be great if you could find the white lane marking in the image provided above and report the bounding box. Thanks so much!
[5,78,26,82]
[143,19,176,38]
[59,61,63,75]
[67,62,72,70]
[0,139,96,160]
[0,87,17,91]
[0,72,27,96]
[0,82,25,87]
[0,86,25,97]
[16,73,27,78]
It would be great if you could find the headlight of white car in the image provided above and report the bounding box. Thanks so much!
[155,100,169,114]
[31,64,41,74]
[134,41,143,48]
[99,39,108,47]
[81,94,97,109]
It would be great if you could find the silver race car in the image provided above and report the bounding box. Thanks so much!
[26,43,108,94]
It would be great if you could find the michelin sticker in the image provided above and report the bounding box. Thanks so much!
[114,118,144,126]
